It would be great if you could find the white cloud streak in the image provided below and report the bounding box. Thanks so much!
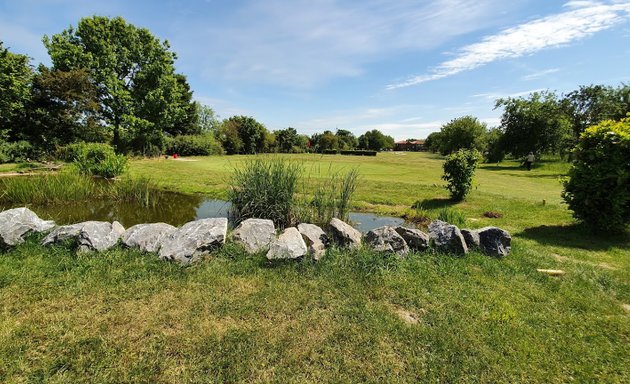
[387,1,630,89]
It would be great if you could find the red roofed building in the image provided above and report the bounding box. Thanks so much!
[394,139,425,151]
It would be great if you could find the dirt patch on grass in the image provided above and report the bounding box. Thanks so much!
[483,211,503,218]
[390,305,425,325]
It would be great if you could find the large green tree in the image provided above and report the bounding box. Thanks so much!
[357,129,394,151]
[335,129,358,150]
[0,41,33,139]
[496,91,571,157]
[275,127,299,153]
[43,16,195,152]
[218,116,268,154]
[436,116,487,155]
[562,84,630,137]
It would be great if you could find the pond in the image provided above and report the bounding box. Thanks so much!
[8,192,406,233]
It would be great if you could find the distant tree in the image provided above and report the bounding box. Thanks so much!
[336,129,358,150]
[219,115,268,154]
[562,84,630,138]
[296,134,311,152]
[0,41,33,139]
[314,130,339,151]
[483,128,505,163]
[275,127,299,153]
[44,16,196,152]
[437,116,487,155]
[197,104,221,134]
[496,91,571,157]
[424,131,443,153]
[358,129,394,151]
[25,66,104,148]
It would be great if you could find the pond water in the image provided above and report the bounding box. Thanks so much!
[11,192,406,233]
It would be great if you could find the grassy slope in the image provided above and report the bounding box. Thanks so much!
[1,152,629,383]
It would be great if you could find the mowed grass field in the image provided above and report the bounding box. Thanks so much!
[1,152,629,383]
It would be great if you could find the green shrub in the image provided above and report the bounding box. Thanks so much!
[58,142,127,178]
[442,149,481,201]
[300,168,359,226]
[562,117,630,231]
[229,159,302,228]
[164,134,223,156]
[0,140,37,163]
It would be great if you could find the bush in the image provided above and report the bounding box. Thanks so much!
[0,140,37,163]
[442,149,481,201]
[562,118,630,231]
[58,142,128,178]
[164,134,223,156]
[229,159,302,228]
[437,207,467,227]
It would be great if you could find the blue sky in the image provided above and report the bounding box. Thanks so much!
[1,0,630,140]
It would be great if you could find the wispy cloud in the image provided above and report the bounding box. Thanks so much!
[387,1,630,89]
[521,68,561,81]
[472,88,546,101]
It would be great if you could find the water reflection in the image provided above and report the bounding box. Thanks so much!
[10,192,406,233]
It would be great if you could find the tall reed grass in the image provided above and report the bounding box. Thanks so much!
[228,158,359,228]
[0,171,160,207]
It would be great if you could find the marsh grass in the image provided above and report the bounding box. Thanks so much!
[299,166,359,226]
[228,158,302,227]
[0,171,160,207]
[437,207,467,227]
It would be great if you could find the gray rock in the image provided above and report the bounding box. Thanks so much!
[461,229,480,249]
[42,223,85,246]
[77,221,125,253]
[158,218,228,264]
[266,227,308,260]
[395,227,430,252]
[329,218,362,249]
[366,226,409,256]
[0,207,55,247]
[298,223,328,260]
[428,220,468,255]
[477,227,511,257]
[232,218,276,254]
[122,223,177,253]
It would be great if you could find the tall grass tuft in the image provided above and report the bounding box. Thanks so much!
[0,171,161,207]
[300,167,359,226]
[0,171,100,204]
[228,158,302,228]
[437,207,467,227]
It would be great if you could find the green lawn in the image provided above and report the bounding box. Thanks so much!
[1,152,629,383]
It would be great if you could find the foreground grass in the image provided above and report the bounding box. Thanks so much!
[1,235,628,383]
[1,152,628,382]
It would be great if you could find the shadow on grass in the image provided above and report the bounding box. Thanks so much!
[517,224,630,251]
[412,198,454,210]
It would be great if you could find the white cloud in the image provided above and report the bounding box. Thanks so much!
[184,0,517,88]
[387,1,630,89]
[521,68,561,81]
[472,88,546,101]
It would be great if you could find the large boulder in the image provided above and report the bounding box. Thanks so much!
[366,226,409,256]
[78,221,125,253]
[297,223,328,260]
[395,227,430,252]
[0,207,55,247]
[329,218,362,249]
[122,223,177,253]
[158,218,228,264]
[232,218,276,254]
[428,220,468,255]
[461,229,480,249]
[42,223,85,246]
[266,227,308,260]
[477,227,511,257]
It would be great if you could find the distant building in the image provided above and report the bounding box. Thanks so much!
[394,140,425,151]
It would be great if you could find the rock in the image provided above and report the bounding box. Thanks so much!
[266,227,308,260]
[77,221,125,253]
[329,218,362,249]
[297,223,328,260]
[395,227,430,252]
[366,226,409,256]
[42,223,85,246]
[461,229,480,249]
[158,218,228,264]
[232,218,276,254]
[477,226,511,257]
[0,207,55,247]
[428,220,468,255]
[122,223,177,253]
